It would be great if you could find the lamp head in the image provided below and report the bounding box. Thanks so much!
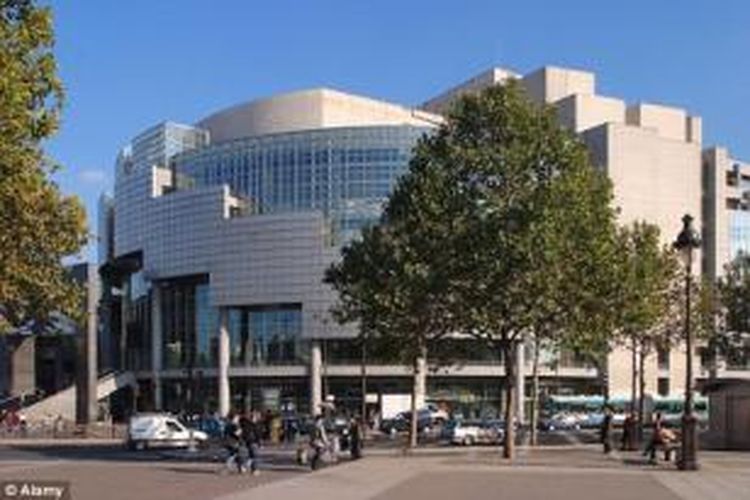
[673,214,701,255]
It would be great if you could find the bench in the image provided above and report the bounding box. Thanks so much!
[651,440,679,463]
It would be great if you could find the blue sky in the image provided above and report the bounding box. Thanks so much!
[47,0,749,262]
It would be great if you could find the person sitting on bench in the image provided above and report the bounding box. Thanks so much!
[643,413,677,463]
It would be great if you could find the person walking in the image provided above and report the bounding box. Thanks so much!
[223,412,244,474]
[600,406,613,454]
[349,417,363,460]
[620,412,636,451]
[240,411,262,476]
[310,414,329,471]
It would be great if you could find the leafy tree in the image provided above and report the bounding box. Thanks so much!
[0,0,88,333]
[325,222,455,448]
[703,256,750,371]
[440,83,621,458]
[523,153,621,445]
[615,222,680,436]
[328,80,623,458]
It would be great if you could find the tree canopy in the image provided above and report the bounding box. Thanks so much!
[327,80,623,457]
[617,222,682,352]
[0,0,88,333]
[707,255,750,369]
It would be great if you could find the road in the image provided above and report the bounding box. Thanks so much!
[2,430,747,500]
[0,443,301,500]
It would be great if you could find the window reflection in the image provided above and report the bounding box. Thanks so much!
[174,126,429,243]
[232,306,303,366]
[160,283,304,369]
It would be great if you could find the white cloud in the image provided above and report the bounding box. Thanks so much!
[78,168,108,185]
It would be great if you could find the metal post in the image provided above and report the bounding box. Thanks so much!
[680,248,699,470]
[674,214,700,471]
[360,337,367,421]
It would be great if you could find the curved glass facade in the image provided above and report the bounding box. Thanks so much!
[174,125,430,240]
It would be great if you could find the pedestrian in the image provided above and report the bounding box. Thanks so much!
[263,409,273,441]
[223,412,243,474]
[620,412,635,451]
[600,405,613,454]
[349,417,363,460]
[643,412,664,463]
[310,414,329,471]
[239,411,262,476]
[19,414,27,438]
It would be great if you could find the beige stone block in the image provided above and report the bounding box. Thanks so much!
[522,66,595,104]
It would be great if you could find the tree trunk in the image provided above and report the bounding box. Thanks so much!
[409,344,426,449]
[361,337,367,434]
[600,355,610,405]
[409,354,419,449]
[630,337,637,417]
[638,342,647,444]
[530,337,541,446]
[502,341,516,459]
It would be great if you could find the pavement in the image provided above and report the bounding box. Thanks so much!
[213,450,750,500]
[1,435,749,500]
[0,442,301,500]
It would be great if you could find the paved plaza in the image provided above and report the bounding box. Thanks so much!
[1,441,748,500]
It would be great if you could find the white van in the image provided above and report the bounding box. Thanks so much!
[127,413,208,450]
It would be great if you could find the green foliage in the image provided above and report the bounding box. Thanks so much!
[0,0,88,333]
[718,256,750,335]
[327,80,623,455]
[617,222,682,353]
[707,256,750,367]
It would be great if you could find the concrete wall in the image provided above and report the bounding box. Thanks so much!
[596,123,702,239]
[625,103,699,144]
[555,94,626,133]
[706,383,750,449]
[114,165,353,340]
[10,336,35,396]
[703,147,729,280]
[199,89,442,143]
[421,68,519,115]
[522,66,595,104]
[583,120,702,398]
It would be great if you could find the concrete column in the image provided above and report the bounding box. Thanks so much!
[119,281,128,371]
[76,273,99,424]
[515,341,525,425]
[310,341,322,416]
[218,308,230,417]
[415,353,427,410]
[151,285,163,410]
[10,336,35,396]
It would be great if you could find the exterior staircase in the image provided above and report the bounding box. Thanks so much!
[20,371,137,421]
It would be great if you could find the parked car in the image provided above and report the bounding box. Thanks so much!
[538,412,582,431]
[581,412,605,429]
[127,413,208,450]
[380,410,432,435]
[424,403,449,424]
[445,419,504,446]
[189,415,225,438]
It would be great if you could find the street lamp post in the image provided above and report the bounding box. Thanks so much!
[672,214,701,471]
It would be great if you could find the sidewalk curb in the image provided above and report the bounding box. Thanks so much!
[0,438,123,447]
